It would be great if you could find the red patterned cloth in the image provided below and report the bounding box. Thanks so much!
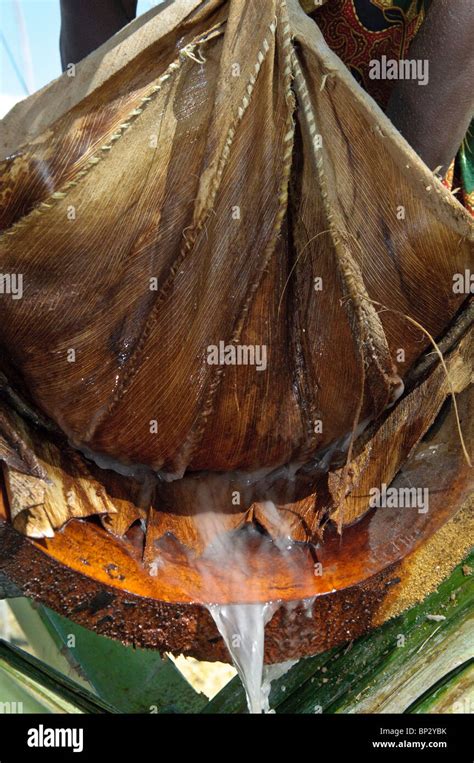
[310,0,474,214]
[312,0,429,108]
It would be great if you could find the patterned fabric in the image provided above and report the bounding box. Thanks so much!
[310,0,474,214]
[458,126,474,215]
[312,0,430,106]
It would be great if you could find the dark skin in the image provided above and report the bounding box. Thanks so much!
[59,0,138,71]
[60,0,474,174]
[387,0,474,174]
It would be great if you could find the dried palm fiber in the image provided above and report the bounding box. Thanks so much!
[0,0,472,544]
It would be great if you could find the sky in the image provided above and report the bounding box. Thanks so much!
[0,0,163,117]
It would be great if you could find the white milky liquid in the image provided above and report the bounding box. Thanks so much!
[261,659,298,711]
[208,601,280,713]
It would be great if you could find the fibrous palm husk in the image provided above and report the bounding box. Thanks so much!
[0,0,472,544]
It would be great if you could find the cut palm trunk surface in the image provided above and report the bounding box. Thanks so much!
[0,0,472,662]
[205,551,473,713]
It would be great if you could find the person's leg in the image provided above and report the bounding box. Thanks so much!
[60,0,138,70]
